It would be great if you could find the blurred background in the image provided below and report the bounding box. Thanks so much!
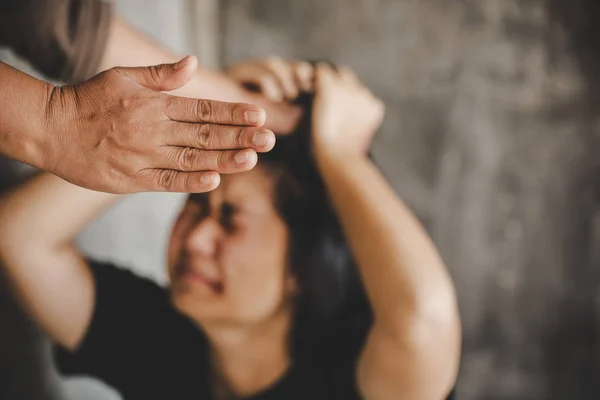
[1,0,600,399]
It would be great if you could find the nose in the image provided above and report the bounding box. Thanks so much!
[184,217,221,257]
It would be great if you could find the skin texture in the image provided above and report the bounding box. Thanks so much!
[226,57,314,102]
[99,17,302,135]
[311,64,461,400]
[0,60,461,400]
[0,56,274,193]
[1,15,304,194]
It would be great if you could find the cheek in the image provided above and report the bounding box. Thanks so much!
[222,227,290,317]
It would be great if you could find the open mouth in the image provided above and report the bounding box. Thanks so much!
[181,268,224,294]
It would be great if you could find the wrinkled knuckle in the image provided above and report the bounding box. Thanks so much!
[229,104,240,124]
[157,170,177,190]
[196,100,213,121]
[216,152,229,170]
[178,148,198,170]
[197,124,212,149]
[235,127,247,147]
[148,66,163,86]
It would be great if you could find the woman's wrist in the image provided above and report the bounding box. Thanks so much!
[314,134,366,161]
[314,140,368,177]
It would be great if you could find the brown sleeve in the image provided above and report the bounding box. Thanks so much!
[0,0,113,83]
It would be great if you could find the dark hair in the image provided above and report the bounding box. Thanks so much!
[258,93,370,323]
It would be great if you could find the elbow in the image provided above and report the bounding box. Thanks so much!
[409,305,462,395]
[385,276,461,341]
[382,288,462,396]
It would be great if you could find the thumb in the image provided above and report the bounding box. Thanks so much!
[115,55,198,92]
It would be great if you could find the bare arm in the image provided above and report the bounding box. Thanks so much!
[0,174,118,350]
[312,65,461,400]
[1,54,275,193]
[99,17,302,133]
[318,155,460,400]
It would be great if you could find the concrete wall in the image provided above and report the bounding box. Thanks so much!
[1,1,600,399]
[218,1,600,399]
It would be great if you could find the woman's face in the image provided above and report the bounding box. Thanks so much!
[167,167,297,326]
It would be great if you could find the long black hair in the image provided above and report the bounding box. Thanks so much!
[258,92,371,328]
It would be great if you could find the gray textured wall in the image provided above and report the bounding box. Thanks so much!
[1,1,600,400]
[218,1,600,399]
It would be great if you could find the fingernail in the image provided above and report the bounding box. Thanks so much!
[174,56,190,70]
[235,151,249,164]
[244,110,263,125]
[201,173,215,184]
[253,131,271,147]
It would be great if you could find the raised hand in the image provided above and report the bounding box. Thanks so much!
[42,56,276,193]
[311,63,384,159]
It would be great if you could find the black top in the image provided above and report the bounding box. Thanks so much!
[54,261,371,400]
[54,261,456,400]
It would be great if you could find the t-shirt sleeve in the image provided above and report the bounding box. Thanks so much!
[0,0,113,83]
[54,260,171,389]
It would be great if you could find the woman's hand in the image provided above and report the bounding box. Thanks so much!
[311,63,384,159]
[226,57,314,102]
[42,56,274,194]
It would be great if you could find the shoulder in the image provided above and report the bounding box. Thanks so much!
[55,260,201,384]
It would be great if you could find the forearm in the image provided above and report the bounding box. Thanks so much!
[0,173,118,256]
[0,173,108,349]
[316,154,459,329]
[99,17,301,133]
[0,61,51,168]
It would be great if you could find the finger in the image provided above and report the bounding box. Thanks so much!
[315,62,337,90]
[167,123,276,152]
[338,66,358,84]
[114,55,198,92]
[156,147,258,173]
[293,61,314,92]
[264,57,299,99]
[258,74,285,102]
[165,97,266,126]
[138,170,221,193]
